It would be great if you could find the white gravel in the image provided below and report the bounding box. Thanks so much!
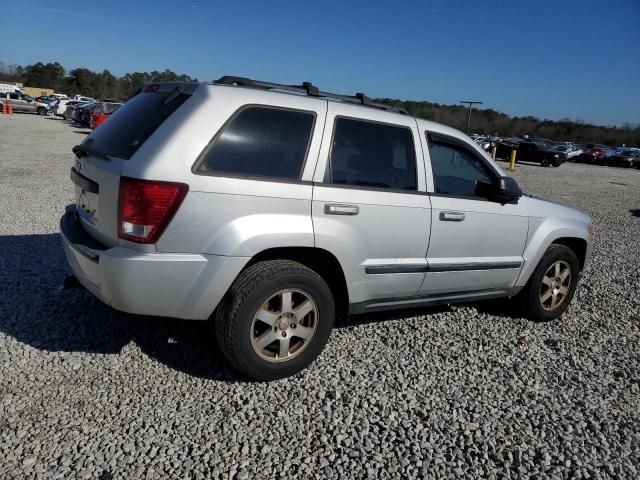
[0,114,638,479]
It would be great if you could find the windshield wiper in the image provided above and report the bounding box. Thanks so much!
[72,144,109,160]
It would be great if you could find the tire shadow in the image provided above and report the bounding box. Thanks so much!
[0,233,525,381]
[336,304,452,329]
[470,298,525,320]
[0,232,238,382]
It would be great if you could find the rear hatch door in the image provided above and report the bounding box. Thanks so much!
[70,82,197,247]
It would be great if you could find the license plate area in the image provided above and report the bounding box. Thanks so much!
[71,167,100,227]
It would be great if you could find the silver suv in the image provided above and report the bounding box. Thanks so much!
[60,77,593,380]
[1,92,49,115]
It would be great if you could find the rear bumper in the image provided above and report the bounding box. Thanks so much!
[60,207,248,320]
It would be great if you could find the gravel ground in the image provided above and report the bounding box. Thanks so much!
[0,114,638,479]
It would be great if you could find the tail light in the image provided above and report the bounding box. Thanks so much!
[92,113,108,129]
[118,177,188,244]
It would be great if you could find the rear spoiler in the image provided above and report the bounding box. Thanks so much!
[128,82,199,102]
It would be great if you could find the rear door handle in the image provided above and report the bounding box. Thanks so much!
[324,204,359,215]
[440,211,465,222]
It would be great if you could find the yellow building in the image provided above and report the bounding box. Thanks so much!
[23,86,54,97]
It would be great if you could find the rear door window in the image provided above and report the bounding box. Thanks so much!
[84,84,195,160]
[196,106,315,180]
[328,117,417,191]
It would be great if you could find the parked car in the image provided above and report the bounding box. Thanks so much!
[78,102,100,126]
[89,102,123,129]
[68,102,97,125]
[0,92,49,115]
[600,149,640,168]
[60,77,593,380]
[472,136,492,151]
[35,96,59,104]
[57,99,83,116]
[550,144,583,159]
[575,145,607,164]
[64,101,91,120]
[494,137,523,160]
[517,141,565,167]
[72,95,96,102]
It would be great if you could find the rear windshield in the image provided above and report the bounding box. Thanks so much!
[84,84,194,160]
[98,102,122,114]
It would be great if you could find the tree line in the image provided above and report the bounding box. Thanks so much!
[376,99,640,147]
[1,60,637,146]
[0,61,196,101]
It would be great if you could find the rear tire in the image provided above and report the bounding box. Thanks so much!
[214,260,335,381]
[540,158,550,167]
[518,244,580,322]
[551,159,562,167]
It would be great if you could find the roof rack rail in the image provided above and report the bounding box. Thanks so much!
[213,76,408,115]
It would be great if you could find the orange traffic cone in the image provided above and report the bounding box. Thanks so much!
[1,103,6,114]
[7,103,12,115]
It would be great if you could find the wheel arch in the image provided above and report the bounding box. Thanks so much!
[551,237,588,271]
[516,220,591,288]
[245,247,350,317]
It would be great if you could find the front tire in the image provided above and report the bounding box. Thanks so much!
[214,260,335,381]
[37,106,47,116]
[540,158,550,167]
[519,244,580,322]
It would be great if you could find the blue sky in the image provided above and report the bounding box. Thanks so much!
[2,0,639,125]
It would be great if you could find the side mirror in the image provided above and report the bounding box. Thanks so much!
[475,177,522,203]
[493,176,522,202]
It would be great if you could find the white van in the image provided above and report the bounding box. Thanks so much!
[0,83,25,96]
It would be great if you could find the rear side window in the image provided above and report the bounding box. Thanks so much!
[428,140,493,197]
[196,106,315,180]
[85,87,192,160]
[99,102,122,114]
[328,117,417,191]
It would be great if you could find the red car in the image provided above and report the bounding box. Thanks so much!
[90,111,110,129]
[575,145,607,164]
[89,102,122,129]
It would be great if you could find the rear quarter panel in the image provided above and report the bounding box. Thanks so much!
[144,85,328,256]
[157,186,315,256]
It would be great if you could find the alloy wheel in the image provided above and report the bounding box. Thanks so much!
[250,289,318,363]
[539,260,572,311]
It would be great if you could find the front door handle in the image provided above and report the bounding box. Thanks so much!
[440,211,465,222]
[324,203,359,215]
